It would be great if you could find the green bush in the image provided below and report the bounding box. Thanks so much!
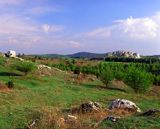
[154,75,160,86]
[125,67,153,93]
[73,67,81,74]
[99,67,114,87]
[13,61,36,75]
[115,71,125,81]
[6,80,14,89]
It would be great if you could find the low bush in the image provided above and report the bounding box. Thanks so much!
[6,80,14,89]
[13,61,36,75]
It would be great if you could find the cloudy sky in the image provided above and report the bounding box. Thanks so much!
[0,0,160,55]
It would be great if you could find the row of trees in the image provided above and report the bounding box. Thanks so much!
[52,59,160,93]
[105,57,160,64]
[99,64,152,93]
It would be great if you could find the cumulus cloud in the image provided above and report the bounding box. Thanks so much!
[117,16,159,40]
[85,14,160,41]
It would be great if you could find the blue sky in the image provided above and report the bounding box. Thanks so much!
[0,0,160,55]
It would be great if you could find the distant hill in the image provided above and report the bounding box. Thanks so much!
[67,52,106,58]
[38,54,66,58]
[144,55,160,58]
[33,52,107,59]
[31,51,160,59]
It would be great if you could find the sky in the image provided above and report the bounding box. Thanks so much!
[0,0,160,55]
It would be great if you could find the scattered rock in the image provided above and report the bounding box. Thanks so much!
[103,115,121,122]
[141,109,160,117]
[80,101,102,113]
[5,50,16,58]
[37,64,51,70]
[27,119,39,129]
[57,115,77,127]
[65,115,77,123]
[109,99,141,113]
[14,56,24,61]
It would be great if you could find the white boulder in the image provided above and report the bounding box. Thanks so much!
[104,116,121,122]
[65,115,77,123]
[109,99,141,113]
[37,64,51,70]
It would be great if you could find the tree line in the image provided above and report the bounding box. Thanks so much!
[51,59,160,93]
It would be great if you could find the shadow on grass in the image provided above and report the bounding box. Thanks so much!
[83,84,127,93]
[0,72,22,76]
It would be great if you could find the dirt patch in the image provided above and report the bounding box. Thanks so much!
[147,86,160,96]
[0,85,12,92]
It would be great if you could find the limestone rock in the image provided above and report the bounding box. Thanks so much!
[65,115,77,122]
[109,99,141,113]
[80,101,102,113]
[103,115,121,122]
[5,50,16,57]
[37,64,51,70]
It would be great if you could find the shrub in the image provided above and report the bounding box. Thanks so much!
[115,71,125,81]
[124,67,153,93]
[73,67,81,74]
[13,61,36,75]
[99,67,114,87]
[154,75,160,86]
[6,80,14,89]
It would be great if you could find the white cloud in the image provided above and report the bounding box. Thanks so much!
[0,13,65,52]
[0,14,38,35]
[85,14,160,41]
[42,24,63,33]
[118,16,159,40]
[68,41,83,48]
[85,27,111,38]
[0,14,64,36]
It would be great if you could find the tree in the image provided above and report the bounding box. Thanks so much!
[124,67,153,93]
[99,67,114,87]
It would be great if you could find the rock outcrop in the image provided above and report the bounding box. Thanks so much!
[109,99,141,113]
[5,50,16,58]
[80,101,102,113]
[107,51,141,58]
[37,64,51,70]
[103,115,121,122]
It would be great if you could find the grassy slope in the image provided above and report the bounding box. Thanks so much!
[0,57,159,129]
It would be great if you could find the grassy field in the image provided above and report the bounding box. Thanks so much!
[0,57,159,129]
